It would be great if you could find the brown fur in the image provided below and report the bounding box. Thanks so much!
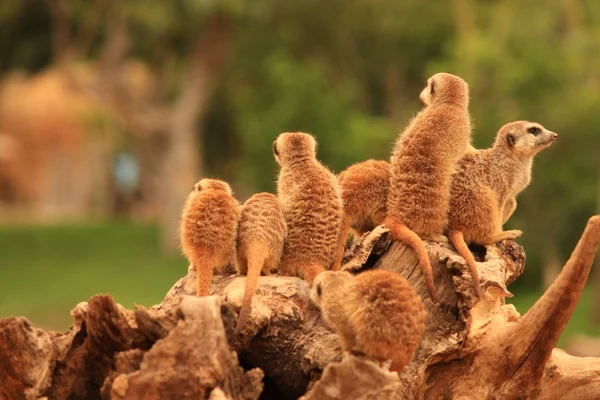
[384,72,472,302]
[274,132,344,283]
[333,160,390,268]
[180,179,240,297]
[235,193,287,332]
[448,121,557,296]
[311,270,427,374]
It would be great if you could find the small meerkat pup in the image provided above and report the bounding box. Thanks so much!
[274,132,344,282]
[384,73,472,302]
[180,179,240,297]
[235,192,287,332]
[333,160,390,267]
[447,121,558,297]
[311,270,427,373]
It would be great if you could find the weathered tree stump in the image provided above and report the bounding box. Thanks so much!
[1,216,600,399]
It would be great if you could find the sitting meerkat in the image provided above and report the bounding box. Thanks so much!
[447,121,558,297]
[311,270,427,373]
[274,132,344,283]
[235,192,287,332]
[384,73,472,302]
[333,160,390,268]
[180,179,241,297]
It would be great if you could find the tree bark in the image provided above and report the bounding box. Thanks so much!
[1,216,600,399]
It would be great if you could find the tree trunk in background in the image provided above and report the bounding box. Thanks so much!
[159,13,232,252]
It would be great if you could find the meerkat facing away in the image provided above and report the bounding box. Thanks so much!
[447,121,558,297]
[235,192,287,332]
[332,160,390,269]
[311,270,427,373]
[274,132,344,283]
[384,73,472,302]
[180,179,240,297]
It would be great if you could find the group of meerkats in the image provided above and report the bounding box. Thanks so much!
[179,72,558,374]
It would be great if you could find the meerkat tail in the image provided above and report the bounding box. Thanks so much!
[332,216,351,271]
[448,230,481,298]
[301,263,325,284]
[192,252,216,297]
[236,243,268,332]
[384,218,438,302]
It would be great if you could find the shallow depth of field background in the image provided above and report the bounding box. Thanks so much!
[0,0,599,348]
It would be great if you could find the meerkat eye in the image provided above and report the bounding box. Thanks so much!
[527,126,541,135]
[195,184,202,191]
[430,79,436,96]
[316,283,322,297]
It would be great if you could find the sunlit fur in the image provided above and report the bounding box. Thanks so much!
[274,132,344,283]
[332,160,390,269]
[384,72,472,302]
[235,193,287,332]
[180,178,240,297]
[447,121,558,296]
[311,270,427,374]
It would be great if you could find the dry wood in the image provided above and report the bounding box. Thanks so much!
[1,216,599,399]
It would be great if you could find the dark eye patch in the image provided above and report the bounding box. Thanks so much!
[316,283,322,296]
[273,141,279,156]
[430,79,436,96]
[527,126,541,135]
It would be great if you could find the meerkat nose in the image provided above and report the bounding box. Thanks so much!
[550,132,558,141]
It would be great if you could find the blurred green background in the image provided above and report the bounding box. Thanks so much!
[0,0,599,349]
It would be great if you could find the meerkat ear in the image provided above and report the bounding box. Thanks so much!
[430,78,436,96]
[314,140,318,155]
[506,133,516,147]
[272,140,279,157]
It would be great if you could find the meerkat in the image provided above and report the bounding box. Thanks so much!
[384,72,472,302]
[235,192,287,332]
[447,121,558,297]
[274,132,344,282]
[180,179,240,297]
[332,160,390,268]
[311,270,427,373]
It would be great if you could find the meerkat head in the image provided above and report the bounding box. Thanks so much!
[192,179,233,195]
[419,72,469,108]
[495,121,558,158]
[310,271,352,307]
[273,132,318,166]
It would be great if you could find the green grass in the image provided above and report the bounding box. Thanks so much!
[0,222,186,331]
[1,222,599,349]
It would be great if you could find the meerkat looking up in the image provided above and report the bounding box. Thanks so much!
[274,132,344,283]
[235,192,287,332]
[311,270,427,373]
[384,72,472,302]
[447,121,557,297]
[180,179,240,297]
[333,160,390,268]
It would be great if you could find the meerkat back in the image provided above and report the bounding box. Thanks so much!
[180,179,240,297]
[236,192,287,332]
[273,132,344,283]
[337,159,390,236]
[384,72,472,301]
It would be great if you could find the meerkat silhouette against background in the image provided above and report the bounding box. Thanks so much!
[274,132,344,283]
[384,73,472,302]
[180,179,240,297]
[447,121,558,297]
[311,270,427,373]
[333,160,390,268]
[235,192,287,332]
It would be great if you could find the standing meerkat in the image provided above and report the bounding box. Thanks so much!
[274,132,344,283]
[180,179,240,297]
[447,121,558,297]
[311,270,427,373]
[333,160,390,267]
[235,192,287,332]
[384,72,472,302]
